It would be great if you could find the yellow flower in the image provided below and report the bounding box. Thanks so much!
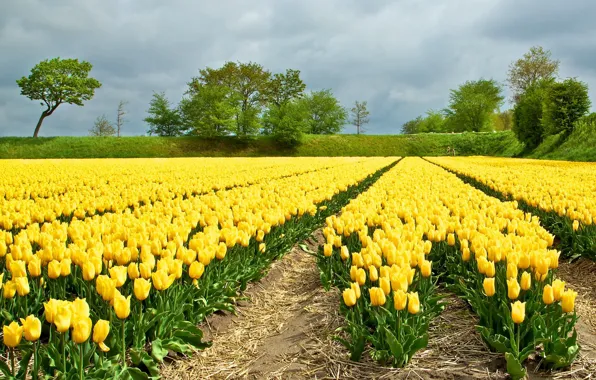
[10,260,27,277]
[48,260,61,279]
[511,301,525,324]
[342,288,357,307]
[82,261,96,281]
[507,278,520,300]
[462,247,471,262]
[572,220,579,231]
[258,243,266,253]
[127,263,140,280]
[543,284,555,305]
[139,262,152,279]
[134,278,151,301]
[55,304,72,333]
[485,261,496,278]
[447,233,456,246]
[393,289,407,311]
[72,316,93,344]
[369,287,386,306]
[28,255,42,277]
[356,268,366,286]
[349,265,358,281]
[506,263,518,280]
[3,321,24,348]
[152,269,176,291]
[351,282,361,299]
[109,266,128,288]
[15,276,30,297]
[407,292,420,314]
[189,261,205,280]
[93,320,110,352]
[71,298,90,319]
[113,292,131,319]
[552,279,565,301]
[379,277,391,296]
[3,280,16,299]
[561,289,577,313]
[483,278,495,297]
[520,271,531,291]
[420,260,432,278]
[323,243,333,257]
[340,246,350,261]
[44,299,59,323]
[368,265,379,282]
[60,259,72,277]
[20,315,41,341]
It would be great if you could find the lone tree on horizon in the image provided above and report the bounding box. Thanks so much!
[16,57,101,137]
[350,100,370,134]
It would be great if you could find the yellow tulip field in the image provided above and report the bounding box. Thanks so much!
[0,156,592,379]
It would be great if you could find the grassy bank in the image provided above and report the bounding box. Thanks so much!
[527,121,596,161]
[0,131,523,159]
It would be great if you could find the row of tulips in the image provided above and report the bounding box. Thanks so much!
[0,157,365,231]
[317,157,580,379]
[0,157,397,379]
[427,157,596,260]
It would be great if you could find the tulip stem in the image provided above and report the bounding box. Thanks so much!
[10,348,15,377]
[121,320,126,367]
[79,344,84,380]
[33,340,39,380]
[61,332,66,374]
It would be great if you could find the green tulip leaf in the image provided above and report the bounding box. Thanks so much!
[150,339,168,363]
[383,327,404,360]
[505,352,526,380]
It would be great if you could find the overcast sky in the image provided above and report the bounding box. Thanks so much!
[1,0,595,137]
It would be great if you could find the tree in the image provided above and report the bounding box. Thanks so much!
[349,101,370,134]
[193,61,271,137]
[263,69,306,107]
[401,116,423,134]
[116,100,128,137]
[16,57,102,137]
[180,83,236,137]
[492,110,513,131]
[419,109,446,133]
[264,100,310,146]
[446,79,504,132]
[89,115,116,136]
[507,46,559,102]
[144,92,184,136]
[541,78,591,136]
[302,89,347,134]
[512,80,552,148]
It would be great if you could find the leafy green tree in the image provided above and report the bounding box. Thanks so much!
[194,61,271,137]
[16,57,102,137]
[507,46,559,102]
[512,80,552,148]
[180,83,236,137]
[349,101,370,134]
[401,116,423,134]
[542,78,591,136]
[89,115,116,136]
[445,79,504,132]
[264,100,310,146]
[419,110,446,132]
[144,92,184,136]
[263,69,306,107]
[302,89,347,134]
[491,110,513,131]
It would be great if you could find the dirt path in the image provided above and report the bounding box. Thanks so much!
[161,233,596,379]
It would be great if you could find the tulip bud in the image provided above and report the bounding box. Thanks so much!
[368,266,379,282]
[552,279,565,301]
[561,289,577,313]
[60,259,72,277]
[483,278,495,297]
[393,289,407,311]
[543,284,555,305]
[511,301,525,324]
[350,266,358,282]
[420,260,432,278]
[15,276,30,297]
[93,320,110,352]
[134,278,151,301]
[82,261,96,281]
[113,293,131,319]
[572,220,580,231]
[506,263,518,280]
[356,268,366,286]
[323,244,332,257]
[342,288,357,307]
[340,246,350,261]
[379,277,390,296]
[407,292,420,314]
[447,233,456,246]
[28,255,42,278]
[20,315,41,341]
[258,243,266,253]
[3,321,24,348]
[507,278,520,300]
[189,261,205,280]
[351,282,361,299]
[520,271,531,291]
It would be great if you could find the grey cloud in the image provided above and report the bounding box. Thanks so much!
[0,0,595,137]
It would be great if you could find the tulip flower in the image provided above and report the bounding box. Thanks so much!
[506,263,518,280]
[258,243,266,253]
[543,284,555,305]
[323,244,332,257]
[152,269,176,291]
[54,304,72,333]
[349,266,358,282]
[109,266,128,288]
[82,261,96,281]
[572,220,579,231]
[128,263,140,280]
[420,260,432,278]
[393,289,407,311]
[552,279,565,301]
[3,321,24,348]
[139,262,152,279]
[44,299,59,323]
[3,280,16,299]
[483,278,495,297]
[520,271,531,291]
[356,268,366,286]
[351,282,361,299]
[134,278,151,301]
[72,316,93,344]
[93,320,110,352]
[343,288,357,307]
[507,278,520,300]
[368,265,379,282]
[71,297,90,319]
[369,287,386,306]
[14,276,30,297]
[114,293,131,319]
[407,292,420,314]
[60,259,72,277]
[48,260,61,279]
[189,261,205,280]
[20,315,41,341]
[28,255,42,277]
[511,301,525,324]
[10,260,27,277]
[561,289,577,313]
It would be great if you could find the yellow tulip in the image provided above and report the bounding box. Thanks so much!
[462,247,471,262]
[393,289,407,311]
[134,278,151,301]
[356,268,366,286]
[340,246,350,261]
[28,255,42,278]
[139,262,152,279]
[342,288,357,307]
[369,287,386,306]
[572,220,579,231]
[72,316,93,344]
[543,285,555,305]
[420,260,432,278]
[93,319,110,352]
[60,259,71,277]
[351,282,361,299]
[351,252,364,267]
[3,321,24,348]
[483,278,495,297]
[506,263,518,280]
[20,315,41,341]
[485,261,496,278]
[349,265,358,281]
[3,280,16,299]
[152,269,176,291]
[507,278,520,300]
[48,260,61,279]
[447,233,455,246]
[407,292,420,314]
[323,243,332,257]
[55,304,72,333]
[189,261,205,280]
[10,260,27,277]
[561,289,577,313]
[552,279,565,301]
[15,276,30,297]
[109,266,128,288]
[520,271,531,291]
[113,293,131,319]
[127,263,140,280]
[82,261,96,281]
[71,298,90,318]
[44,299,59,323]
[511,301,525,324]
[258,243,266,253]
[368,265,379,282]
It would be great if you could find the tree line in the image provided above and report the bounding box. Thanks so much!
[401,46,593,150]
[15,58,370,144]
